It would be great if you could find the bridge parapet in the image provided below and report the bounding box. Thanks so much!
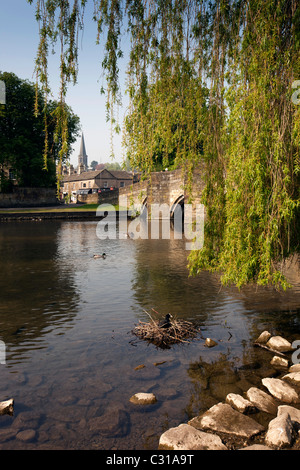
[119,168,204,217]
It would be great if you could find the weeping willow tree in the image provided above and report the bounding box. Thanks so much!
[29,0,300,289]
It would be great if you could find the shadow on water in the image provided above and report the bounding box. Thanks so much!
[0,220,299,449]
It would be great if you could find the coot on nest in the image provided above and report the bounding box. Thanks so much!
[158,313,172,328]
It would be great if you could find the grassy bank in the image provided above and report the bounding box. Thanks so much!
[0,204,123,213]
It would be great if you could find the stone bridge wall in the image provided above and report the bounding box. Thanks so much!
[119,168,205,215]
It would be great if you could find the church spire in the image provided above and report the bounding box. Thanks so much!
[78,132,88,170]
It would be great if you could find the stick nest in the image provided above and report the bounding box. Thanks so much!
[132,311,200,349]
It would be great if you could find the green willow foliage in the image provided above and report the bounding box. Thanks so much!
[29,0,300,289]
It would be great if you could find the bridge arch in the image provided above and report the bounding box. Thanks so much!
[141,196,148,216]
[170,194,184,219]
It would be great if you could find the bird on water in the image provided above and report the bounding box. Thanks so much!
[158,313,172,329]
[93,253,106,259]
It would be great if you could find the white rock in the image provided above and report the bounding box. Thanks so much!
[277,405,300,426]
[189,403,264,438]
[129,392,157,405]
[0,398,14,416]
[255,331,272,344]
[158,423,227,450]
[289,364,300,373]
[225,393,257,414]
[246,387,278,414]
[270,356,289,369]
[265,413,293,449]
[205,338,218,348]
[266,336,294,353]
[262,378,299,404]
[282,372,300,386]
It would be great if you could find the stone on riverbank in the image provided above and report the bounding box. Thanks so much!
[189,403,264,438]
[282,372,300,386]
[158,423,227,450]
[129,393,157,405]
[262,378,300,404]
[245,387,278,414]
[265,413,294,449]
[270,356,289,369]
[266,336,294,353]
[157,331,300,451]
[277,405,300,427]
[255,331,272,344]
[289,364,300,373]
[225,393,257,414]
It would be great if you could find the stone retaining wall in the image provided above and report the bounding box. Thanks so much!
[77,189,119,206]
[0,188,57,208]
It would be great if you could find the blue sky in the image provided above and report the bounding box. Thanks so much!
[0,0,128,167]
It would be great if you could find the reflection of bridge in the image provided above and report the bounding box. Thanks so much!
[119,168,204,218]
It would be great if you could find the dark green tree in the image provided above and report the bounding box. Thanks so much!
[90,160,99,170]
[0,72,80,190]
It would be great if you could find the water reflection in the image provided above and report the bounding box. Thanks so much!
[0,222,80,365]
[131,236,222,322]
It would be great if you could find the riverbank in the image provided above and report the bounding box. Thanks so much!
[0,204,129,221]
[157,332,300,450]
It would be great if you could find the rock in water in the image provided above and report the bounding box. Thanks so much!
[266,336,294,353]
[255,331,272,344]
[129,393,157,405]
[205,338,218,348]
[189,403,264,438]
[159,423,227,450]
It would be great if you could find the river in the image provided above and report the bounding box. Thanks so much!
[0,220,299,449]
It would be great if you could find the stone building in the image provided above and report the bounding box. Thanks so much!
[61,132,139,202]
[62,168,134,202]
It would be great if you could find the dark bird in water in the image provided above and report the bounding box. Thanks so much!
[93,253,106,259]
[158,313,172,329]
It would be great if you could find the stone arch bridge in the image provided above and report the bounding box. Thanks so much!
[119,168,204,219]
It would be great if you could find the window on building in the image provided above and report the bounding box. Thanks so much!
[73,183,75,190]
[120,181,125,188]
[82,183,86,188]
[9,169,16,180]
[88,181,91,188]
[103,181,108,188]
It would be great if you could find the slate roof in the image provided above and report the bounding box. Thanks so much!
[62,169,133,183]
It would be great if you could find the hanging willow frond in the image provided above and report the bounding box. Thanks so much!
[28,0,300,289]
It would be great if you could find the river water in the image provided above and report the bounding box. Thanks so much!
[0,220,300,449]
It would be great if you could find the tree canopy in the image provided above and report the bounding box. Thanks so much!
[28,0,299,289]
[0,71,80,190]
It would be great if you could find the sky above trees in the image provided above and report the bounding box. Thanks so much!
[0,0,127,167]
